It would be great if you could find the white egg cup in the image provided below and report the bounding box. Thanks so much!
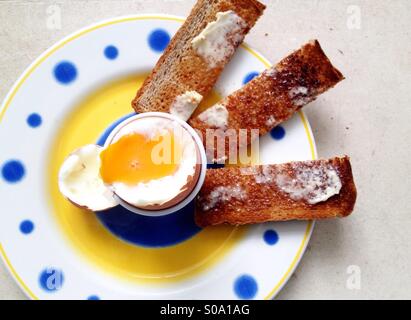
[103,112,207,217]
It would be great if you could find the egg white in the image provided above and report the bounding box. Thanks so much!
[58,144,119,211]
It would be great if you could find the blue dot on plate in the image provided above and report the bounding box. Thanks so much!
[87,295,100,300]
[27,113,42,128]
[39,268,64,292]
[1,160,25,183]
[53,61,77,84]
[243,71,260,84]
[234,275,258,300]
[104,45,119,60]
[19,220,34,234]
[148,29,170,52]
[270,125,286,140]
[263,229,279,245]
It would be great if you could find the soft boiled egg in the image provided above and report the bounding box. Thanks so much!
[58,114,201,213]
[102,116,200,210]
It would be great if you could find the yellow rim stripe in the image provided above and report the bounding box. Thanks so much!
[0,244,38,299]
[0,15,315,300]
[263,222,313,299]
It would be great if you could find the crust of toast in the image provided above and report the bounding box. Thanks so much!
[132,0,265,117]
[189,40,344,161]
[195,157,357,227]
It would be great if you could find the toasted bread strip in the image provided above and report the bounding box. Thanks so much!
[195,157,356,227]
[132,0,265,121]
[189,40,344,162]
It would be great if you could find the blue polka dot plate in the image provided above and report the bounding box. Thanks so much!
[0,15,316,300]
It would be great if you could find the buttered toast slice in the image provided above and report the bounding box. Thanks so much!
[132,0,266,121]
[195,157,356,227]
[189,40,344,162]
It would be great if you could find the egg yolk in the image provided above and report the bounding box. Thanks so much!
[100,131,182,185]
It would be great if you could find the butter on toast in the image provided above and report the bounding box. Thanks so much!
[132,0,266,121]
[189,40,344,162]
[195,157,356,227]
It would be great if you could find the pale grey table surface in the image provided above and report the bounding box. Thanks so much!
[1,0,410,300]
